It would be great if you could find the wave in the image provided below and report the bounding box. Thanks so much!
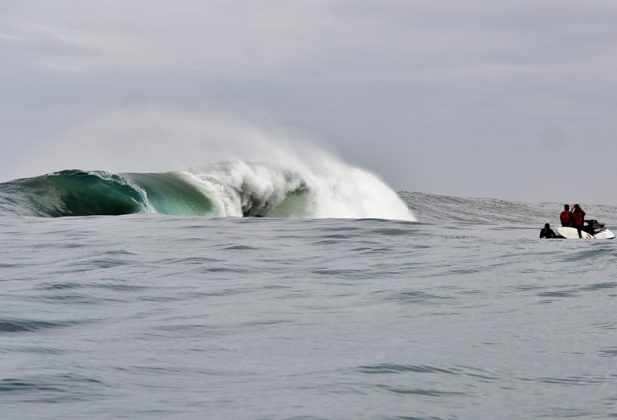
[0,170,147,217]
[4,165,614,226]
[0,161,415,220]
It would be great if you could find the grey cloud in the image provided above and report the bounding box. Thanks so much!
[2,0,617,204]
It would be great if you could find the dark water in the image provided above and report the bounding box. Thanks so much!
[1,193,617,419]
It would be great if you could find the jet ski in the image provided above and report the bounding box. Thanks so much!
[556,219,615,239]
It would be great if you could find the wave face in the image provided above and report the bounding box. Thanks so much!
[0,170,147,217]
[400,191,617,227]
[0,161,415,220]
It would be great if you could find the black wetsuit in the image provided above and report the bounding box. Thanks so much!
[540,228,558,239]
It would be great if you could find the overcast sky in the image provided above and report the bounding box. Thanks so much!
[2,0,617,204]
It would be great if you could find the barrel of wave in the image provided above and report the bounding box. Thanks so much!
[0,170,149,217]
[0,170,216,218]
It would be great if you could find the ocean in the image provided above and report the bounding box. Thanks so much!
[1,166,616,419]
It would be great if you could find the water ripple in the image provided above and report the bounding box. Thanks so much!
[0,374,109,402]
[376,384,467,397]
[356,364,499,381]
[598,348,617,357]
[579,281,617,291]
[0,318,80,333]
[358,364,453,375]
[377,289,453,304]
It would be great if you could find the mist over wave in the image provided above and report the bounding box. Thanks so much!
[0,159,415,221]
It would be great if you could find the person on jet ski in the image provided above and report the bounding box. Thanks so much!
[560,204,573,227]
[540,223,558,238]
[571,204,586,238]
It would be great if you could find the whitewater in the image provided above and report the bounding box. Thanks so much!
[1,157,616,418]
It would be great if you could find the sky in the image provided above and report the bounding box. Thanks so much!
[2,0,617,204]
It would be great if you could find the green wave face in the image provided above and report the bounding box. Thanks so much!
[125,172,214,216]
[0,170,217,217]
[1,170,147,217]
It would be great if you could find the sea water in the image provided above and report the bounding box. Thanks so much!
[1,192,616,419]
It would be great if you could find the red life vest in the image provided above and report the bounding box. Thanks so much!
[571,211,585,227]
[560,211,572,226]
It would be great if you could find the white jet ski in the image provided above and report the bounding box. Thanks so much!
[556,219,615,240]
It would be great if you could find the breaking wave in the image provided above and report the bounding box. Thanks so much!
[0,161,415,220]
